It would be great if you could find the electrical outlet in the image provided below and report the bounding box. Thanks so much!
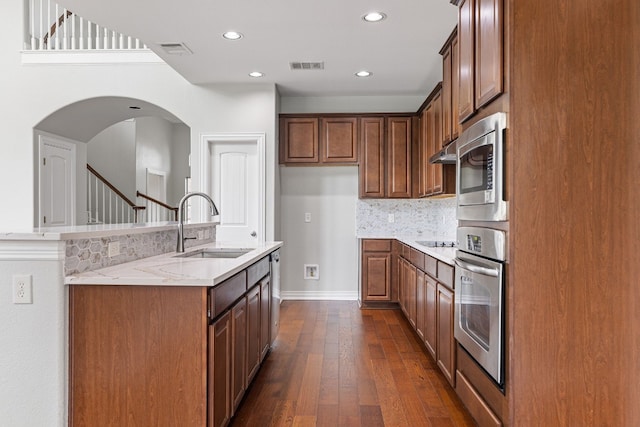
[108,241,120,257]
[197,230,204,239]
[13,274,32,304]
[304,213,311,223]
[388,213,395,223]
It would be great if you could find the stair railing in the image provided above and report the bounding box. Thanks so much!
[86,164,145,224]
[136,191,178,223]
[27,0,148,51]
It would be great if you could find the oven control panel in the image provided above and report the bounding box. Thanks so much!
[457,226,506,262]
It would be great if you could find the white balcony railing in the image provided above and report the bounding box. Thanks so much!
[26,0,147,52]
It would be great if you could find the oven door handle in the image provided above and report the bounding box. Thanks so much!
[455,258,500,277]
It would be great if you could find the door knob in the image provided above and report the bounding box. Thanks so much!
[251,231,257,238]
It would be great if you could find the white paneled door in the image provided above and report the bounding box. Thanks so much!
[209,136,264,242]
[39,134,76,227]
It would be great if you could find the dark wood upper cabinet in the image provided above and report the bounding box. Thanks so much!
[320,117,358,163]
[451,34,462,140]
[457,0,503,123]
[442,40,453,146]
[386,117,412,198]
[458,0,475,122]
[431,91,444,195]
[359,117,385,198]
[280,117,319,163]
[475,0,503,108]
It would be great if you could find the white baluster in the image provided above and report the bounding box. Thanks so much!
[62,8,67,50]
[111,30,116,49]
[127,36,132,50]
[103,27,108,50]
[135,38,140,49]
[71,12,76,50]
[46,0,51,50]
[119,34,124,50]
[30,0,35,49]
[79,17,84,50]
[54,4,59,50]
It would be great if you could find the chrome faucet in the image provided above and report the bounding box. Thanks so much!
[176,192,219,253]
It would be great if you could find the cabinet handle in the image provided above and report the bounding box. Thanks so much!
[454,258,499,277]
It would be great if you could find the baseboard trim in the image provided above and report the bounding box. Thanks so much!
[281,290,358,301]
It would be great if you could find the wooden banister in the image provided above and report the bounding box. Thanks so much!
[137,191,179,221]
[43,10,73,46]
[87,164,142,209]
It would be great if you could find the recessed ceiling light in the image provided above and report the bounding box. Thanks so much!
[222,31,243,40]
[355,70,373,78]
[363,12,386,22]
[128,106,141,110]
[249,71,264,78]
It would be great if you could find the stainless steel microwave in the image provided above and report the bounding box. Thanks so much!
[457,112,507,222]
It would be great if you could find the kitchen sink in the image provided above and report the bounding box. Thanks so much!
[175,248,253,259]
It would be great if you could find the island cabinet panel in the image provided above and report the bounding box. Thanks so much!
[231,297,247,413]
[359,117,386,198]
[69,285,208,427]
[210,311,232,427]
[260,277,271,360]
[321,117,359,163]
[246,285,261,385]
[361,239,392,302]
[280,117,319,163]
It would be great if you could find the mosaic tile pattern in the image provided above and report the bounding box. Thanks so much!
[356,197,457,240]
[64,224,216,275]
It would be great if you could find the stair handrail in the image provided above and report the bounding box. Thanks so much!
[42,9,72,47]
[137,191,179,221]
[86,164,145,223]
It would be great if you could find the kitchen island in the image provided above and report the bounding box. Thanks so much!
[66,241,282,427]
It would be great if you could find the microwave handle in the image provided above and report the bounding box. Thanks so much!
[455,258,499,277]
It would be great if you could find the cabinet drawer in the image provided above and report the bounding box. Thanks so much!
[211,270,247,318]
[247,256,270,287]
[402,244,412,260]
[456,371,502,427]
[437,261,454,289]
[362,239,392,252]
[424,255,437,278]
[410,248,425,270]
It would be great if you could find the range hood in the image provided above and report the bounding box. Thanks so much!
[429,140,457,164]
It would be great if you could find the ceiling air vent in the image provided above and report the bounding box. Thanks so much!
[158,42,193,55]
[289,61,324,71]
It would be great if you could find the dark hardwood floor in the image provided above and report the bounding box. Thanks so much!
[231,300,476,426]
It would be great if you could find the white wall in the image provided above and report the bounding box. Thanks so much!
[170,123,191,206]
[87,120,137,199]
[280,166,358,299]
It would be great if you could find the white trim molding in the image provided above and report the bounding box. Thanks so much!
[0,240,65,261]
[280,290,358,301]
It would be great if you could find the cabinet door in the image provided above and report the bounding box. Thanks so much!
[359,117,385,198]
[210,311,231,427]
[424,274,437,359]
[386,117,412,198]
[416,269,426,341]
[321,117,358,163]
[260,277,271,361]
[437,284,456,386]
[399,258,407,316]
[246,286,261,384]
[442,43,453,146]
[362,252,392,301]
[280,117,319,163]
[458,0,475,122]
[431,92,444,194]
[407,263,417,329]
[231,298,247,412]
[451,34,462,140]
[475,0,503,108]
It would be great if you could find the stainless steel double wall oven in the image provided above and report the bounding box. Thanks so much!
[454,112,508,387]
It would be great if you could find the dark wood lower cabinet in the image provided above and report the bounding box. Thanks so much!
[424,273,438,359]
[437,284,456,386]
[211,311,231,427]
[232,297,248,412]
[69,257,275,427]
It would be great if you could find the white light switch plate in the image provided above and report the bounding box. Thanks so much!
[108,241,120,257]
[304,213,311,223]
[388,214,395,223]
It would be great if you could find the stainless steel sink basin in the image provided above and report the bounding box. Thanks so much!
[175,248,253,259]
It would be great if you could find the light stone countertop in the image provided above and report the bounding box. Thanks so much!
[358,234,457,265]
[0,221,218,241]
[65,241,283,287]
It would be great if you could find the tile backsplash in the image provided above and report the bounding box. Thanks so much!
[64,224,215,275]
[356,197,457,239]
